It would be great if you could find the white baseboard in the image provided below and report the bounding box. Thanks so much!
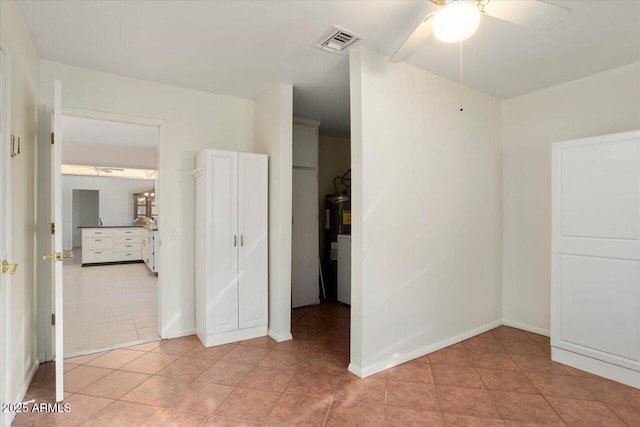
[501,318,550,337]
[354,319,502,378]
[269,329,293,343]
[5,359,40,426]
[163,328,196,340]
[552,347,640,389]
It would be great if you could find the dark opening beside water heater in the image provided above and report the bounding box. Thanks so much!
[323,194,350,300]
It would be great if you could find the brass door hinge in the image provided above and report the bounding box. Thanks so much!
[51,132,55,144]
[51,223,55,235]
[51,313,55,326]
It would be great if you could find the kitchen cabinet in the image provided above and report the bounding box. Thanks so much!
[142,227,158,274]
[194,149,268,346]
[81,227,143,266]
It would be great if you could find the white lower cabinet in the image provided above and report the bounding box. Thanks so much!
[195,149,268,347]
[142,228,158,274]
[81,227,143,266]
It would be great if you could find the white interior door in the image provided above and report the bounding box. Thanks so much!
[238,153,268,329]
[551,130,640,388]
[0,49,13,427]
[291,168,319,308]
[50,81,64,402]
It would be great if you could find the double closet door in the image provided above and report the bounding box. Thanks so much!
[195,150,268,346]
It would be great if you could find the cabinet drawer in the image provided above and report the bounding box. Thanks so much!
[114,236,141,245]
[83,250,113,263]
[114,242,141,252]
[112,251,142,262]
[114,228,142,237]
[82,237,113,250]
[83,229,113,238]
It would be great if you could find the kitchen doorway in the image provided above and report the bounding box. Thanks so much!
[52,113,163,358]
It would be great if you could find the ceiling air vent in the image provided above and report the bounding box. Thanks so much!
[312,25,364,54]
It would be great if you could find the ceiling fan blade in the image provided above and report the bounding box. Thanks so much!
[482,0,571,31]
[389,12,437,63]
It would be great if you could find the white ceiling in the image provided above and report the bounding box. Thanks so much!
[62,116,159,148]
[18,1,640,136]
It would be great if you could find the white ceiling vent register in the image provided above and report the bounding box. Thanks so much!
[312,25,364,54]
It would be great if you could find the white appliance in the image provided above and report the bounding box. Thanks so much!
[337,234,351,305]
[291,118,320,308]
[552,130,640,388]
[194,149,268,347]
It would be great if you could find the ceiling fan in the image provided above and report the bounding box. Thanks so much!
[73,165,126,174]
[390,0,571,63]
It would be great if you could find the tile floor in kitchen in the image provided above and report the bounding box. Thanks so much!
[63,262,158,355]
[14,302,640,426]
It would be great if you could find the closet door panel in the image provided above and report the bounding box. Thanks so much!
[208,151,239,334]
[238,153,268,329]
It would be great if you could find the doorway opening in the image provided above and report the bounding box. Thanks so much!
[59,115,161,357]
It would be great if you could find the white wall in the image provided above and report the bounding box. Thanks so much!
[63,140,158,170]
[40,60,255,338]
[349,48,503,376]
[253,84,293,342]
[502,62,640,334]
[61,175,155,249]
[0,0,40,421]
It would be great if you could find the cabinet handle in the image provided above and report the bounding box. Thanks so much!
[233,235,237,247]
[95,239,102,242]
[241,235,244,247]
[95,232,102,235]
[95,251,102,254]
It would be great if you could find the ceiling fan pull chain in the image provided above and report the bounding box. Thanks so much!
[459,41,464,112]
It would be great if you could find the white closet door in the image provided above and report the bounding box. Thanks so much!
[208,151,239,334]
[291,168,319,308]
[238,153,268,329]
[552,130,640,387]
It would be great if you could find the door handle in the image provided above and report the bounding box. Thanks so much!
[1,260,18,275]
[43,252,74,261]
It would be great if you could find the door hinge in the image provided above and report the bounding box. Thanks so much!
[51,223,55,235]
[51,313,55,326]
[51,132,55,144]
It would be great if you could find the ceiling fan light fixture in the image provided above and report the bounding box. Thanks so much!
[433,1,481,43]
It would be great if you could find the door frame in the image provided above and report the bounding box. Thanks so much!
[39,106,167,359]
[0,49,13,427]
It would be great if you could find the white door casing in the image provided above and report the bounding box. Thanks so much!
[0,49,13,427]
[51,81,65,402]
[551,129,640,388]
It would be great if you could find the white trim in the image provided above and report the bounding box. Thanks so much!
[352,319,502,378]
[0,50,12,427]
[268,329,293,343]
[200,326,267,347]
[553,347,640,388]
[501,318,550,337]
[163,328,197,340]
[64,337,160,359]
[5,360,38,427]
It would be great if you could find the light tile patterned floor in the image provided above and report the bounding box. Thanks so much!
[14,302,640,426]
[64,262,158,355]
